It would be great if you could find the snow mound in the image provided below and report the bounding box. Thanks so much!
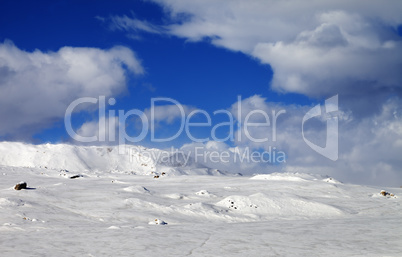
[162,193,187,200]
[124,198,171,212]
[0,198,19,207]
[251,172,341,183]
[123,186,151,194]
[155,166,227,176]
[251,174,306,182]
[195,190,215,197]
[215,193,344,218]
[323,177,342,184]
[148,219,167,225]
[107,226,121,230]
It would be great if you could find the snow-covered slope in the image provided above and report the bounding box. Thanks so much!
[0,142,401,256]
[0,142,224,176]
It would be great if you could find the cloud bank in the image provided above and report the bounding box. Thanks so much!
[178,95,402,186]
[114,0,402,114]
[0,41,143,140]
[107,0,402,185]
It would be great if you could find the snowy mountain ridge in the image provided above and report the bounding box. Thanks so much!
[0,142,223,176]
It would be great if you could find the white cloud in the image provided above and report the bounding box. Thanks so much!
[0,41,143,139]
[142,104,196,125]
[174,95,402,186]
[109,15,166,36]
[188,95,401,185]
[227,95,402,186]
[252,13,402,99]
[73,117,120,144]
[116,0,402,115]
[106,1,402,185]
[179,141,280,175]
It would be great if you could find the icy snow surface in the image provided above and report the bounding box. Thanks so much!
[0,142,401,256]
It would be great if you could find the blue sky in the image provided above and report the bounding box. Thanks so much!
[1,0,402,185]
[0,0,313,145]
[0,1,298,139]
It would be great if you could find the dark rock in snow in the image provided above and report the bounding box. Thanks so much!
[14,181,27,190]
[69,175,83,179]
[380,190,396,197]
